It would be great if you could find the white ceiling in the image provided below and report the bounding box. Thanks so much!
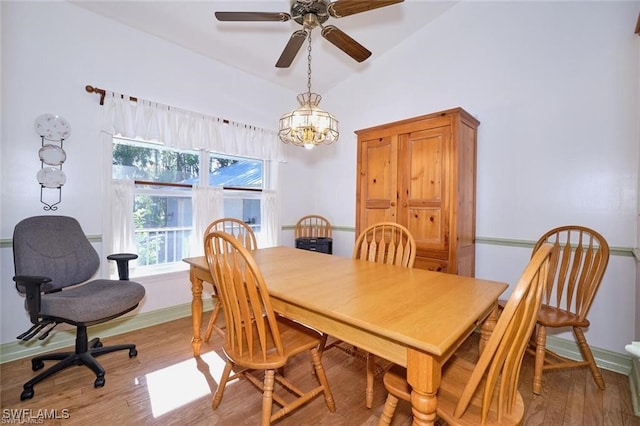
[70,0,456,93]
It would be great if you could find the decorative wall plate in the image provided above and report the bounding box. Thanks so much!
[37,167,66,188]
[38,144,67,166]
[34,114,71,141]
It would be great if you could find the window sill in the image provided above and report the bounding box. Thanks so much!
[111,262,190,280]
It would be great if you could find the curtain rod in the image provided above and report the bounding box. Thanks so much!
[85,85,133,105]
[85,85,229,124]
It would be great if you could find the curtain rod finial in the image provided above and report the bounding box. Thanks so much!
[85,85,106,105]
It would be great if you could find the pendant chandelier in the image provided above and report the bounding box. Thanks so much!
[278,31,339,150]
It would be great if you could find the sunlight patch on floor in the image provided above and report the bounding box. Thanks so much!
[145,350,230,417]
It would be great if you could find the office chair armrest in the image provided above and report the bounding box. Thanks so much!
[12,275,52,323]
[107,253,138,281]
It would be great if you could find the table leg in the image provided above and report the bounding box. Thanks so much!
[407,349,441,426]
[190,267,204,357]
[479,302,499,355]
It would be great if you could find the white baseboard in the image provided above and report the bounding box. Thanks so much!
[545,334,632,375]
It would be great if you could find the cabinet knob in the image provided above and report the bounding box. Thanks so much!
[390,202,396,206]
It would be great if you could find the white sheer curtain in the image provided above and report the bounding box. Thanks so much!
[260,190,279,248]
[110,179,137,272]
[101,92,284,162]
[190,185,225,256]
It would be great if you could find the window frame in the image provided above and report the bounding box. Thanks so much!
[107,136,268,277]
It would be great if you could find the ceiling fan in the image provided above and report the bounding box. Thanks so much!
[214,0,405,68]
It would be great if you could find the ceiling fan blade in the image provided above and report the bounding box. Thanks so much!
[214,11,291,22]
[276,30,308,68]
[321,25,371,63]
[328,0,404,18]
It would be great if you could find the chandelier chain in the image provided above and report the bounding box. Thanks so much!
[307,32,312,96]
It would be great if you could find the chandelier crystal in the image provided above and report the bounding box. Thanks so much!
[279,32,339,150]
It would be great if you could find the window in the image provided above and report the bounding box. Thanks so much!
[112,138,264,271]
[208,153,263,233]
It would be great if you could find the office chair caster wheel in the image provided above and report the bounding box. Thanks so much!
[94,341,103,348]
[129,348,137,357]
[94,376,105,388]
[20,388,34,400]
[31,359,44,371]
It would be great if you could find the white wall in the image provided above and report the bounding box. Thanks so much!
[0,1,294,345]
[279,1,640,354]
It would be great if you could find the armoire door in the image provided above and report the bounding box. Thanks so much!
[398,125,451,260]
[356,135,398,231]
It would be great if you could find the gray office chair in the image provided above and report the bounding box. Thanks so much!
[12,216,146,400]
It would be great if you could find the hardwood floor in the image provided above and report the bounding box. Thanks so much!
[1,316,638,425]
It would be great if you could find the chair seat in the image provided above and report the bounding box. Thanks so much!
[41,280,146,324]
[223,315,323,370]
[537,304,590,328]
[384,356,525,426]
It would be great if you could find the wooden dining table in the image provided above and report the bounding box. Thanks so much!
[183,246,508,426]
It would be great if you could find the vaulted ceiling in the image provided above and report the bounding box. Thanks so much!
[71,1,456,92]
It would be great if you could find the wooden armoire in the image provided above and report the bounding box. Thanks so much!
[355,107,479,276]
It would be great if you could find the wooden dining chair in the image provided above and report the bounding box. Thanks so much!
[203,218,257,342]
[294,214,332,238]
[204,231,335,425]
[353,222,416,268]
[322,222,416,408]
[529,225,610,395]
[378,243,554,426]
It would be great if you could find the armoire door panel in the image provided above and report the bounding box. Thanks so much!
[406,207,447,251]
[406,129,445,202]
[365,141,396,200]
[414,257,448,273]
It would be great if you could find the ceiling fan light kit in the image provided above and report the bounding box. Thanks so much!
[215,0,404,148]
